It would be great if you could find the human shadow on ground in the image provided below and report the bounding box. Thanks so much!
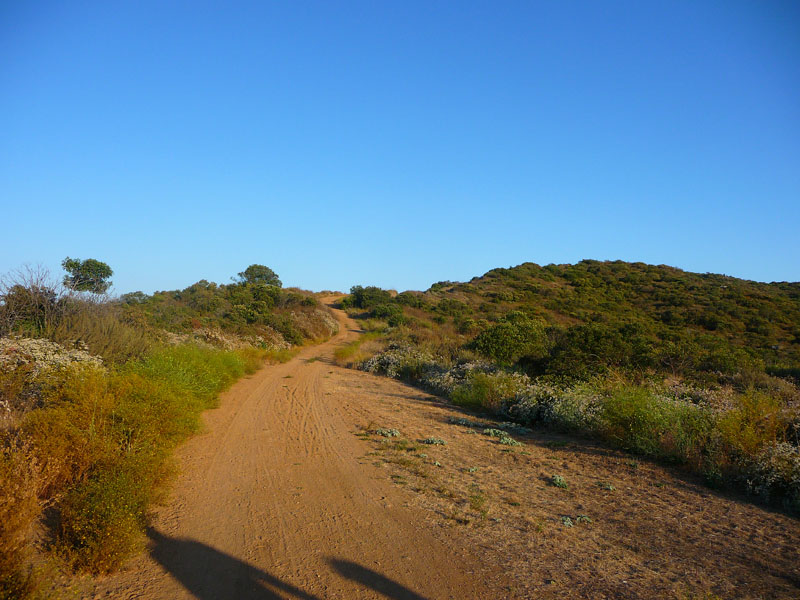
[147,528,321,600]
[327,558,432,600]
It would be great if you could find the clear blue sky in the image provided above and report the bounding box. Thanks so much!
[2,1,798,294]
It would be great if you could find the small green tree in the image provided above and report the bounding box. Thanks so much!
[348,285,392,309]
[371,303,407,327]
[237,264,281,287]
[470,311,548,366]
[61,257,113,294]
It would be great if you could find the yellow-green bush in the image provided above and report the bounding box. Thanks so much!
[52,345,264,572]
[451,371,527,412]
[3,343,267,586]
[717,390,786,457]
[597,385,715,465]
[23,366,118,495]
[59,469,147,573]
[263,347,297,364]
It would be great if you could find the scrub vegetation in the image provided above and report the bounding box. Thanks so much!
[0,263,338,599]
[338,260,800,512]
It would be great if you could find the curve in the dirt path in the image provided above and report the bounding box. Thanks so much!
[94,301,497,600]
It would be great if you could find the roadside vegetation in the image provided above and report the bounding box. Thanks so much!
[0,262,338,599]
[337,260,800,513]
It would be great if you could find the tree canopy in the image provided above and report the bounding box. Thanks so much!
[62,257,113,294]
[237,264,282,287]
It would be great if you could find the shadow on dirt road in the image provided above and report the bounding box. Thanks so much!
[328,558,432,600]
[147,528,320,600]
[147,529,433,600]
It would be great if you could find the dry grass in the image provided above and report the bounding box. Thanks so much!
[333,331,384,368]
[49,302,154,364]
[0,439,47,600]
[0,366,32,432]
[263,347,300,364]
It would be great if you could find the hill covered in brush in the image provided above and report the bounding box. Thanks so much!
[347,260,800,382]
[338,260,800,512]
[120,279,338,352]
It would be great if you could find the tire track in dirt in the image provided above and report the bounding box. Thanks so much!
[93,299,501,600]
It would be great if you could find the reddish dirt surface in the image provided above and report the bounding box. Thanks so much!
[92,301,800,600]
[92,301,501,600]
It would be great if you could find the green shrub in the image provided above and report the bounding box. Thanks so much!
[375,428,400,437]
[597,385,714,462]
[370,304,407,327]
[470,312,547,366]
[346,286,393,309]
[545,322,657,378]
[395,292,427,308]
[420,437,446,445]
[483,428,506,438]
[456,317,476,334]
[435,298,468,316]
[129,345,245,407]
[0,282,66,336]
[452,371,525,411]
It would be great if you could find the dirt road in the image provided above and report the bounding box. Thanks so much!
[95,301,501,600]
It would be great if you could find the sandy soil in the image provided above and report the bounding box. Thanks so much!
[92,301,800,600]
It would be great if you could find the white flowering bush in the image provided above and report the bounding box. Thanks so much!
[358,345,800,512]
[745,442,800,511]
[503,383,599,432]
[0,337,103,376]
[361,344,438,380]
[164,326,290,351]
[0,336,105,424]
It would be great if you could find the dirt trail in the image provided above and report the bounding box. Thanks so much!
[95,300,500,600]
